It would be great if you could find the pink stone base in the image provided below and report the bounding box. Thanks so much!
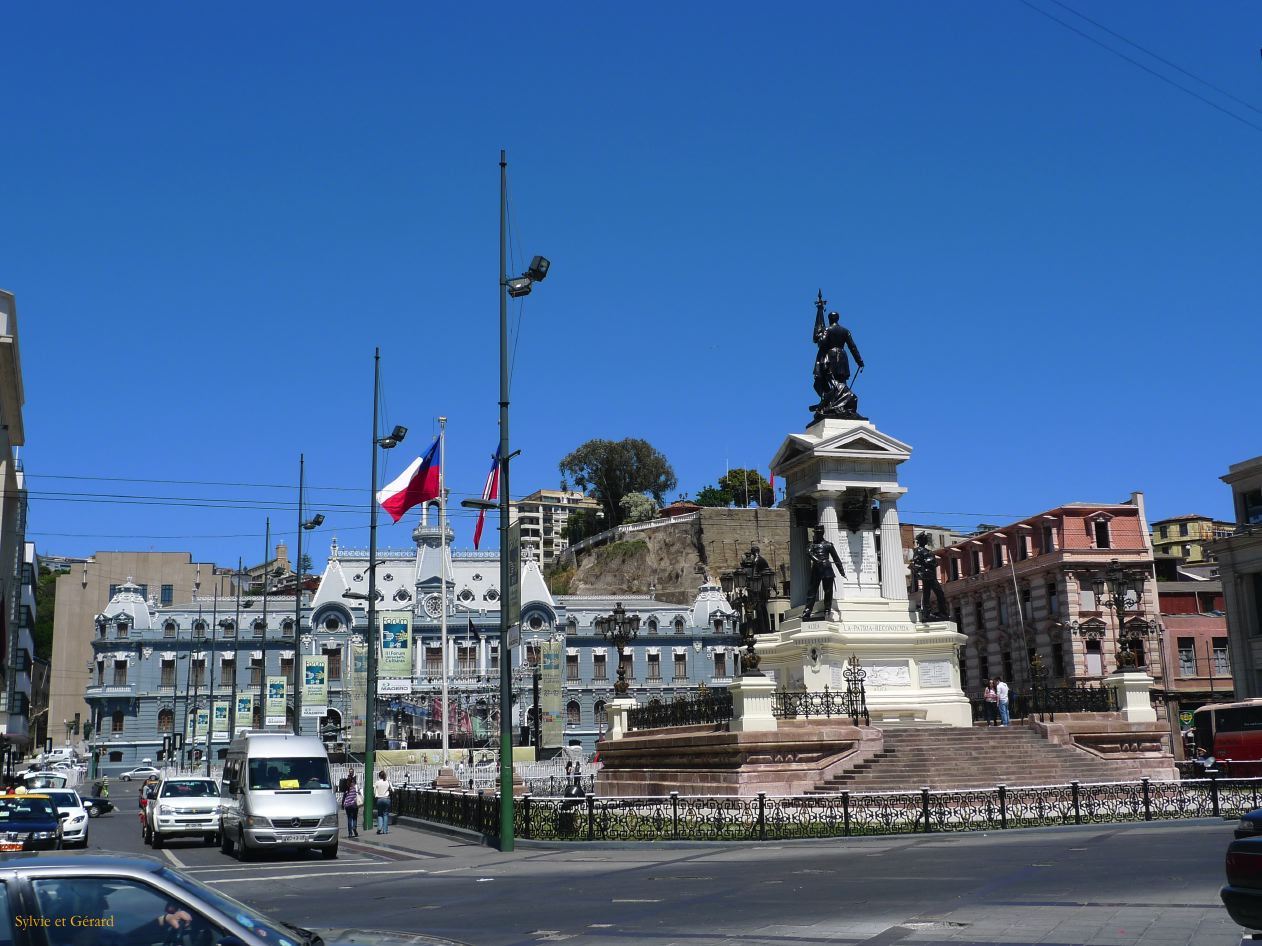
[1029,713,1178,780]
[596,719,882,797]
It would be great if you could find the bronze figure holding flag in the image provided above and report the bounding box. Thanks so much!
[810,290,865,421]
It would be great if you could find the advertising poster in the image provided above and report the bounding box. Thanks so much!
[540,639,564,749]
[265,676,287,726]
[189,708,210,740]
[302,655,328,716]
[212,700,230,736]
[346,642,368,752]
[379,611,412,678]
[235,694,254,733]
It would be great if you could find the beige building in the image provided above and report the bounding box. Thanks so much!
[1151,514,1234,564]
[510,489,600,566]
[1211,456,1262,699]
[49,552,233,743]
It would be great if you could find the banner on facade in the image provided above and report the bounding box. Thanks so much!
[265,676,287,726]
[506,521,522,624]
[235,694,254,733]
[378,678,412,695]
[379,611,412,677]
[212,700,230,736]
[540,639,564,749]
[346,642,368,752]
[189,708,210,740]
[302,655,328,717]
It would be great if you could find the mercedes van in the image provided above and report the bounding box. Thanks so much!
[218,732,338,860]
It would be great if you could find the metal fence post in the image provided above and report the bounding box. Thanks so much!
[758,792,767,841]
[1071,780,1081,826]
[998,784,1007,830]
[1210,769,1220,818]
[1141,777,1151,822]
[523,793,532,839]
[586,792,595,841]
[842,791,851,838]
[670,792,679,841]
[921,787,931,833]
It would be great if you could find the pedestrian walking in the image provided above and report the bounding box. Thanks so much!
[996,677,1011,726]
[983,680,999,726]
[340,773,360,838]
[374,770,392,835]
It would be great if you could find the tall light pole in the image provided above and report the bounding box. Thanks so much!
[293,455,325,734]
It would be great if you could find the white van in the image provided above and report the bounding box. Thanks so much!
[218,732,339,860]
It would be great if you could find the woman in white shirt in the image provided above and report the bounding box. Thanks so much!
[373,770,392,834]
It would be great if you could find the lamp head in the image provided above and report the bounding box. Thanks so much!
[506,276,533,298]
[527,256,550,282]
[306,514,325,529]
[379,425,408,449]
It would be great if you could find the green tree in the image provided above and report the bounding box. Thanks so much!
[694,485,732,507]
[559,438,677,526]
[718,468,774,507]
[619,492,658,523]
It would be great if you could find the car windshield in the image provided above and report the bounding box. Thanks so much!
[247,757,331,790]
[0,796,56,821]
[160,780,219,798]
[160,867,300,946]
[42,791,81,811]
[21,775,67,790]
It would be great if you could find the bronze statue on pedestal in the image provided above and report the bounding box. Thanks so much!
[810,290,865,421]
[802,525,846,621]
[911,531,948,620]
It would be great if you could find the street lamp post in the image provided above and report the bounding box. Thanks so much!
[292,454,325,734]
[594,604,641,696]
[720,546,775,675]
[1090,559,1155,672]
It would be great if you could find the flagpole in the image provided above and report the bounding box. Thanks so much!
[497,148,515,851]
[439,416,450,766]
[364,348,381,833]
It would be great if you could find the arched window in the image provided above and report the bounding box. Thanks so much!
[594,700,607,727]
[111,711,125,733]
[713,618,724,634]
[566,701,581,726]
[566,617,578,635]
[221,620,236,638]
[253,619,266,637]
[674,618,686,635]
[163,621,178,638]
[647,618,658,634]
[281,619,295,637]
[193,620,207,637]
[157,709,173,733]
[324,615,341,632]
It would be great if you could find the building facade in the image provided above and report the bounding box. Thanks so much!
[1156,571,1231,721]
[1210,456,1262,700]
[934,494,1162,697]
[509,489,600,567]
[83,516,738,772]
[1151,514,1235,564]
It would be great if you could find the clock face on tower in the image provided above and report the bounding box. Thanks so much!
[423,593,442,619]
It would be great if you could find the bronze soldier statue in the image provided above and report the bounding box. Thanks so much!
[911,531,948,620]
[802,525,846,621]
[810,290,865,421]
[741,544,776,636]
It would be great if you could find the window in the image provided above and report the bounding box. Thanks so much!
[161,584,174,606]
[1159,526,1168,539]
[1002,652,1014,681]
[674,652,687,680]
[1020,587,1031,622]
[161,659,176,687]
[620,652,633,680]
[526,644,540,667]
[997,597,1007,627]
[1085,639,1103,676]
[950,558,960,581]
[1179,523,1189,537]
[1046,582,1060,617]
[250,656,264,687]
[992,543,1005,569]
[566,701,581,726]
[1017,535,1030,560]
[108,750,123,763]
[221,621,236,638]
[221,657,235,682]
[1080,582,1097,611]
[1214,637,1231,675]
[674,618,686,635]
[970,549,982,573]
[1042,524,1056,553]
[646,618,658,635]
[281,619,295,638]
[1051,641,1065,677]
[489,646,499,673]
[647,653,661,680]
[324,615,341,632]
[158,708,174,733]
[253,619,266,638]
[279,657,293,679]
[1122,638,1146,667]
[566,653,579,681]
[457,645,475,673]
[193,620,207,638]
[424,648,442,674]
[112,660,128,686]
[1177,637,1196,676]
[714,651,728,678]
[593,654,607,680]
[1244,488,1262,526]
[324,648,342,682]
[96,661,104,686]
[111,711,124,733]
[594,700,607,727]
[978,655,990,682]
[975,601,986,632]
[1094,519,1111,549]
[566,617,577,635]
[164,620,178,638]
[116,622,129,639]
[191,658,206,688]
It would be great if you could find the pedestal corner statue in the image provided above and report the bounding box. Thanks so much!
[911,531,949,621]
[759,287,973,727]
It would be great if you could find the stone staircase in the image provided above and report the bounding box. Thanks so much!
[810,724,1149,793]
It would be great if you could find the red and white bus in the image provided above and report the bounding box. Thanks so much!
[1193,699,1262,777]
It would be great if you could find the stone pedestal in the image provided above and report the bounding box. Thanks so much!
[606,697,639,741]
[730,674,778,733]
[1103,671,1158,723]
[434,766,461,789]
[766,417,971,727]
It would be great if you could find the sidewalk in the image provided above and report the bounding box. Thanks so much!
[340,817,490,860]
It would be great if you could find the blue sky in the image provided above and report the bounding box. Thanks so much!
[3,2,1258,575]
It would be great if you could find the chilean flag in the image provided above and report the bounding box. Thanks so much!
[473,446,501,550]
[377,438,440,523]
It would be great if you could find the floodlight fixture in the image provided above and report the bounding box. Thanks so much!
[506,276,533,298]
[527,256,550,282]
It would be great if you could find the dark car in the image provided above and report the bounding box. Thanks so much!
[0,794,62,851]
[81,795,115,817]
[1236,809,1262,840]
[0,855,463,946]
[1223,836,1262,930]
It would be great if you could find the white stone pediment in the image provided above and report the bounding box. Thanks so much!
[771,421,911,475]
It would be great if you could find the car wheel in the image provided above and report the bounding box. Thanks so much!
[150,829,163,849]
[87,806,100,819]
[204,833,217,846]
[142,823,151,845]
[219,828,232,855]
[236,829,253,862]
[321,844,338,860]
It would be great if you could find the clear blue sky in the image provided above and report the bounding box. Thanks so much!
[3,2,1258,576]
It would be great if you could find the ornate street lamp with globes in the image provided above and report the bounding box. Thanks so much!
[594,603,640,696]
[721,545,775,675]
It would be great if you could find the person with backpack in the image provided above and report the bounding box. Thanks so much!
[340,773,360,838]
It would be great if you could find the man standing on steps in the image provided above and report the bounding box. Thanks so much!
[996,677,1011,726]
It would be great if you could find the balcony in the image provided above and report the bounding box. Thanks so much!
[85,684,137,698]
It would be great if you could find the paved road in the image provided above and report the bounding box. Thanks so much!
[88,781,1245,946]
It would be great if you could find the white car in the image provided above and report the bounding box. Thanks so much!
[144,777,222,848]
[119,765,161,781]
[41,789,89,848]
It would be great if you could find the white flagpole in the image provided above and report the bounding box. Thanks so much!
[439,416,450,766]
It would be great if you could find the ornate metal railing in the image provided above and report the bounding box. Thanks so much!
[772,684,870,726]
[627,688,733,730]
[396,772,1256,843]
[971,684,1117,724]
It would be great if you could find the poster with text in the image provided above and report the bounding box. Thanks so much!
[345,642,368,752]
[189,708,210,740]
[212,700,230,735]
[302,655,328,715]
[265,676,287,726]
[379,611,412,677]
[235,694,254,732]
[540,639,564,749]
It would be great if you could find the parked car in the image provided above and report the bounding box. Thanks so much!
[1224,836,1262,930]
[0,794,62,851]
[1236,809,1262,840]
[0,854,456,946]
[19,771,69,791]
[40,789,90,848]
[120,765,161,781]
[81,795,114,818]
[143,777,221,848]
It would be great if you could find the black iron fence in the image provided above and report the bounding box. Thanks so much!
[772,684,870,726]
[971,684,1117,724]
[627,688,733,731]
[396,772,1252,843]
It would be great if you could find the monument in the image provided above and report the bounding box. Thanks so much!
[758,290,972,727]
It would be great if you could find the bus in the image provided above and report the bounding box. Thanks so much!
[1193,699,1262,777]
